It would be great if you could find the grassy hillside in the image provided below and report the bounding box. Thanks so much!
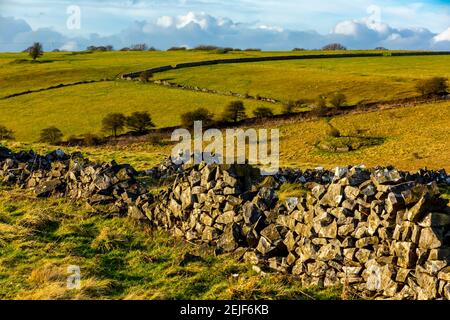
[0,187,341,300]
[278,100,450,171]
[0,81,280,141]
[4,99,449,173]
[1,50,385,97]
[1,51,449,143]
[155,55,450,104]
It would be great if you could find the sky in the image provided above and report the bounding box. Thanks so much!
[0,0,449,51]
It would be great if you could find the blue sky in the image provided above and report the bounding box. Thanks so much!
[1,0,449,51]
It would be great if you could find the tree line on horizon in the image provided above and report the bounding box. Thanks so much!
[22,41,395,58]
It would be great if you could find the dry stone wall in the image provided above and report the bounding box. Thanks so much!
[121,51,450,79]
[1,145,450,299]
[142,161,450,300]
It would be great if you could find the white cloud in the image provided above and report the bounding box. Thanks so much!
[1,12,449,52]
[156,16,173,28]
[176,12,210,30]
[433,27,450,43]
[59,40,77,51]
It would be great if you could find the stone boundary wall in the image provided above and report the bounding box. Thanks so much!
[121,51,450,79]
[1,146,450,300]
[144,162,450,300]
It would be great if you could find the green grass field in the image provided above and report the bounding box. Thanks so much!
[1,51,449,144]
[155,55,450,104]
[277,100,450,171]
[0,81,280,141]
[0,187,341,300]
[1,50,384,98]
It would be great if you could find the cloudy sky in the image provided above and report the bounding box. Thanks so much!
[1,0,450,51]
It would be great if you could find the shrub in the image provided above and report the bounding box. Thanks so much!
[282,102,295,115]
[66,135,81,146]
[194,45,219,51]
[328,125,341,138]
[292,48,305,51]
[130,43,147,51]
[40,127,63,145]
[86,45,113,52]
[329,92,347,108]
[139,70,153,83]
[316,95,327,108]
[167,47,186,51]
[253,107,274,118]
[415,77,448,96]
[221,101,247,123]
[310,105,328,117]
[148,134,162,146]
[181,108,215,128]
[126,111,155,134]
[102,113,126,137]
[82,133,103,146]
[0,125,14,140]
[214,48,230,54]
[322,43,347,51]
[28,42,43,60]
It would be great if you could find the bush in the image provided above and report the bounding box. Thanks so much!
[139,70,153,83]
[194,45,219,51]
[102,113,126,137]
[310,105,328,117]
[322,43,347,51]
[28,42,43,60]
[86,45,113,52]
[181,108,215,128]
[316,95,327,108]
[148,134,163,146]
[221,101,247,123]
[328,125,341,138]
[167,47,186,51]
[66,135,81,146]
[253,107,274,118]
[130,44,147,51]
[40,127,63,145]
[126,111,155,134]
[415,77,448,96]
[214,48,230,54]
[329,92,347,108]
[0,125,14,140]
[282,102,295,115]
[82,133,103,146]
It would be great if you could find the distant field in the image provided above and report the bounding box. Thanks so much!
[0,81,281,141]
[156,55,450,104]
[0,49,375,97]
[4,100,449,173]
[0,50,442,98]
[277,100,450,171]
[1,50,449,171]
